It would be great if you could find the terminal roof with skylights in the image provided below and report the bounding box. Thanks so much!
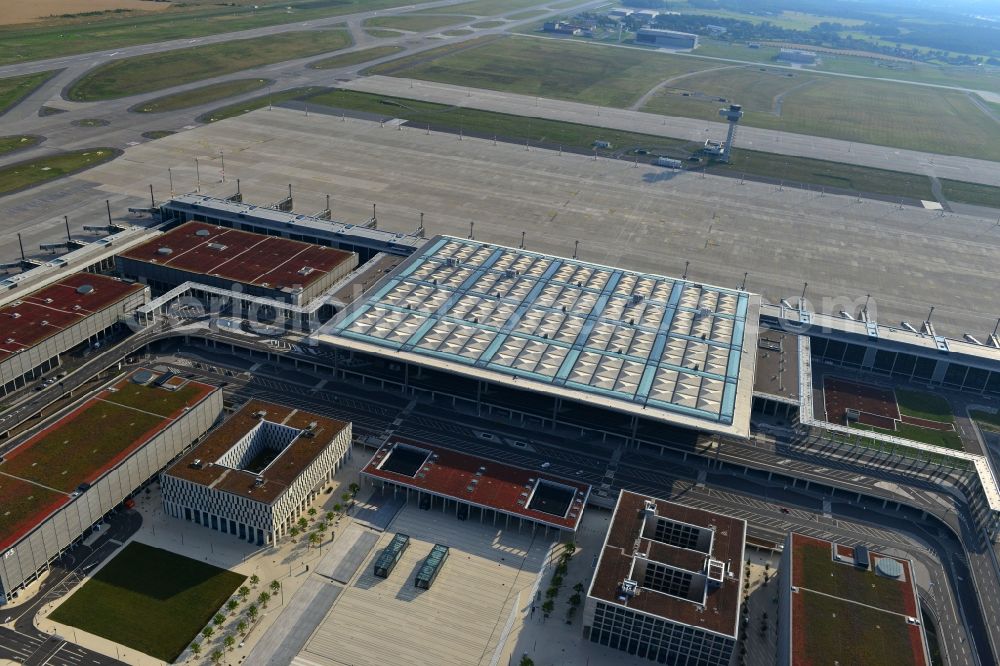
[317,236,759,437]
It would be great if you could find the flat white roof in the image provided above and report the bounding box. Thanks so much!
[315,236,759,437]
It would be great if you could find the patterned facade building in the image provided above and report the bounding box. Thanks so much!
[583,490,746,666]
[161,401,351,546]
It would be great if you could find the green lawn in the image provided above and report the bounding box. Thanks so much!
[796,591,923,666]
[972,410,1000,432]
[443,28,476,36]
[374,34,1000,160]
[305,90,938,202]
[141,130,175,140]
[365,28,405,38]
[0,0,414,66]
[795,539,908,613]
[369,35,721,107]
[68,29,351,101]
[711,150,934,201]
[363,13,474,33]
[641,67,1000,162]
[310,46,404,70]
[894,388,955,423]
[0,148,119,196]
[0,135,42,156]
[506,9,548,20]
[851,421,963,450]
[0,476,64,545]
[0,70,57,115]
[101,381,206,418]
[940,179,1000,208]
[472,20,507,28]
[422,0,555,15]
[133,78,270,114]
[201,86,326,122]
[51,542,244,662]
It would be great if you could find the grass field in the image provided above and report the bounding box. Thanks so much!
[310,45,404,69]
[133,78,269,113]
[363,13,473,33]
[51,542,244,662]
[971,410,1000,433]
[795,538,907,613]
[894,388,954,423]
[200,86,325,122]
[365,27,405,38]
[0,148,119,196]
[369,36,721,107]
[852,421,963,450]
[641,67,1000,161]
[506,9,547,20]
[443,28,475,36]
[940,179,1000,208]
[305,89,942,202]
[141,130,175,140]
[421,0,552,15]
[0,70,57,115]
[375,35,1000,160]
[68,29,350,101]
[472,20,507,28]
[0,0,414,66]
[0,135,42,156]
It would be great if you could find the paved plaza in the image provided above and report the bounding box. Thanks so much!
[2,108,997,340]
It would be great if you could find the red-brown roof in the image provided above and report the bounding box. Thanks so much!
[361,437,590,530]
[0,273,144,363]
[119,221,354,291]
[588,490,745,637]
[0,370,216,552]
[164,400,349,505]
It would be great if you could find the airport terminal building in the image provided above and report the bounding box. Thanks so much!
[161,401,352,546]
[0,273,147,396]
[0,369,219,602]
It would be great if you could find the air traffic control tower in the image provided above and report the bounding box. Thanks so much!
[718,103,743,163]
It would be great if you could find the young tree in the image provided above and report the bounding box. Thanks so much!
[213,613,225,626]
[519,656,534,666]
[270,580,281,595]
[541,600,554,615]
[224,635,236,652]
[349,482,360,497]
[573,582,584,594]
[246,604,259,621]
[308,507,317,519]
[290,526,300,539]
[325,511,335,522]
[210,649,223,665]
[315,522,327,534]
[258,591,271,608]
[332,503,342,514]
[202,626,214,640]
[237,620,248,636]
[341,492,351,504]
[227,599,239,615]
[190,641,201,657]
[297,516,309,530]
[249,574,260,588]
[308,532,321,548]
[238,585,251,600]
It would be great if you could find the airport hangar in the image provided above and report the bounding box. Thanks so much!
[0,368,220,602]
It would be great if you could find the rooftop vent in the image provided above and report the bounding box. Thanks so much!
[207,243,228,251]
[156,247,173,256]
[621,579,638,598]
[44,297,53,304]
[254,476,265,487]
[76,284,95,295]
[254,410,268,419]
[298,267,315,276]
[10,313,19,319]
[190,458,203,469]
[195,229,211,237]
[643,499,657,517]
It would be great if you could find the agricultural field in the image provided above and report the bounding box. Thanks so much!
[68,29,350,100]
[51,543,244,662]
[310,46,404,70]
[0,148,119,196]
[0,0,414,65]
[0,70,58,115]
[940,179,1000,208]
[369,35,720,107]
[363,13,474,33]
[133,78,270,114]
[641,67,1000,161]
